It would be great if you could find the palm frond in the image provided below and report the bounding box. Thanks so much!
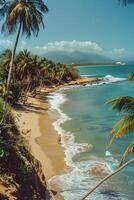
[106,96,134,114]
[29,0,48,13]
[119,0,134,6]
[108,115,134,147]
[0,0,10,18]
[2,0,48,37]
[120,140,134,166]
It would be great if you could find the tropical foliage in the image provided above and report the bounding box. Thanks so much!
[128,73,134,81]
[0,98,47,199]
[80,96,134,200]
[119,0,134,6]
[107,96,134,164]
[0,0,48,103]
[0,49,79,105]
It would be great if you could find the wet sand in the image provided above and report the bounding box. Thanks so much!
[13,76,101,195]
[14,94,66,182]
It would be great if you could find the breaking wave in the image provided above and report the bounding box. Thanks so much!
[47,89,128,200]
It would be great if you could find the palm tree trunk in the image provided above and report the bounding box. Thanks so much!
[80,158,134,200]
[6,22,22,101]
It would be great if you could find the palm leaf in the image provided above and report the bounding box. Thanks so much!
[29,0,48,13]
[2,0,48,37]
[120,140,134,165]
[119,0,134,6]
[106,96,134,114]
[108,115,134,147]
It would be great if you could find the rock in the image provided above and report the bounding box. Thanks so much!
[83,144,93,152]
[89,165,105,175]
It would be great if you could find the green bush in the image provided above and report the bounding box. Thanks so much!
[0,49,80,105]
[128,73,134,81]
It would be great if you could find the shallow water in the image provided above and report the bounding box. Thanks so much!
[48,65,134,200]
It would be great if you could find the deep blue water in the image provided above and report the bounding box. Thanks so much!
[79,64,134,78]
[50,65,134,200]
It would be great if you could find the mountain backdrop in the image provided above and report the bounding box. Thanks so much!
[43,51,115,65]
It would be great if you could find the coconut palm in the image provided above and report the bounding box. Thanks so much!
[15,50,43,93]
[57,64,70,83]
[45,62,56,83]
[0,49,12,71]
[79,96,134,200]
[0,50,12,98]
[119,0,134,6]
[16,50,36,80]
[0,0,7,18]
[0,48,80,103]
[15,50,32,85]
[107,96,134,164]
[80,159,134,200]
[1,0,48,102]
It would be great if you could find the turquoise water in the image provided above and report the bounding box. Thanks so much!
[49,65,134,200]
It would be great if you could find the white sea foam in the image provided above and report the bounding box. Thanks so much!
[81,74,97,77]
[105,150,112,157]
[104,75,127,83]
[47,91,129,200]
[49,75,126,93]
[58,75,127,91]
[48,92,92,168]
[85,75,127,87]
[47,73,128,199]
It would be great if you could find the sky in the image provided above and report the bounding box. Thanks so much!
[0,0,134,58]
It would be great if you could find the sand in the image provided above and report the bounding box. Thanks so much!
[14,95,66,182]
[13,76,101,194]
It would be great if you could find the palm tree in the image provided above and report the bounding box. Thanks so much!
[1,0,48,103]
[107,96,134,164]
[15,50,44,93]
[79,96,134,200]
[0,50,12,98]
[119,0,134,6]
[0,0,7,18]
[0,49,12,70]
[16,50,33,81]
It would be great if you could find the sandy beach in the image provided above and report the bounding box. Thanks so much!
[13,77,101,194]
[14,94,66,182]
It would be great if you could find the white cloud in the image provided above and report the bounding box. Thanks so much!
[35,40,103,53]
[0,39,126,58]
[0,39,13,49]
[110,48,126,56]
[34,40,126,58]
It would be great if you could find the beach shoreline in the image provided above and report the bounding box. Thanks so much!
[13,94,66,182]
[13,76,101,195]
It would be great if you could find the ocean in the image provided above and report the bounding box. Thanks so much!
[48,65,134,200]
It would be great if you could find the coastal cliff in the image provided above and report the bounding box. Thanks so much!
[0,100,49,200]
[0,77,101,200]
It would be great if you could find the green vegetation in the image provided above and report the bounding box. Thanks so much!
[0,49,79,105]
[0,0,79,199]
[0,0,133,199]
[80,2,134,199]
[119,0,134,6]
[128,73,134,81]
[80,96,134,200]
[0,99,48,199]
[0,46,79,198]
[107,96,134,163]
[0,0,48,102]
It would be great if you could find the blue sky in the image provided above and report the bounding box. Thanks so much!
[0,0,134,58]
